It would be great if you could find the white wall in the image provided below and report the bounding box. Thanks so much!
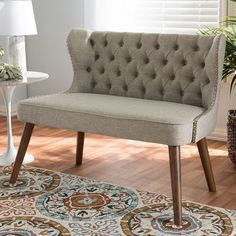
[228,0,235,16]
[26,0,84,96]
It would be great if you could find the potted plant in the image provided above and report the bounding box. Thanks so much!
[200,1,236,165]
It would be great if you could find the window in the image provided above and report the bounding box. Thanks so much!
[85,0,220,34]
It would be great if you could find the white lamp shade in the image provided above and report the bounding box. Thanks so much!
[0,0,37,36]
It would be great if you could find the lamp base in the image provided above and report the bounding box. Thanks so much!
[8,36,27,76]
[0,149,34,166]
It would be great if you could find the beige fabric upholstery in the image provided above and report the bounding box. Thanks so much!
[17,93,204,145]
[17,28,226,145]
[67,29,223,109]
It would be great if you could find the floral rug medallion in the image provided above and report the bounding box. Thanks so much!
[36,183,138,221]
[0,166,235,236]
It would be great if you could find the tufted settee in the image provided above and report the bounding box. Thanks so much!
[10,29,225,227]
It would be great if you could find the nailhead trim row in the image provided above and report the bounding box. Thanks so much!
[191,35,223,143]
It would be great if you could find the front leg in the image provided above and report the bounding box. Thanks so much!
[168,145,182,227]
[10,123,34,185]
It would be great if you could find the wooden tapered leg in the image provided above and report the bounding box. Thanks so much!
[9,123,34,185]
[197,137,216,192]
[168,145,182,227]
[76,132,85,165]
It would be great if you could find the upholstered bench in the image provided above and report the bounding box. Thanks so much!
[10,29,225,227]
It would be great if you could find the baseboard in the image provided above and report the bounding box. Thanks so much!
[0,105,17,117]
[207,128,227,142]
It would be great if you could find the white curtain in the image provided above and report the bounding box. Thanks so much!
[84,0,220,34]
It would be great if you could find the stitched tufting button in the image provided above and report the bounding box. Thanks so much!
[104,40,108,47]
[182,60,187,66]
[86,67,91,73]
[136,42,142,49]
[119,40,124,47]
[174,44,179,50]
[100,68,105,74]
[194,45,199,51]
[110,55,115,61]
[134,71,139,77]
[152,73,156,79]
[123,84,128,91]
[107,82,111,89]
[90,39,94,47]
[95,54,99,61]
[144,58,149,64]
[117,70,121,76]
[155,43,160,50]
[126,56,132,63]
[201,62,205,68]
[91,81,96,87]
[170,75,175,80]
[190,76,195,82]
[163,59,168,66]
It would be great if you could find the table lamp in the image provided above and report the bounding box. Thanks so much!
[0,0,37,75]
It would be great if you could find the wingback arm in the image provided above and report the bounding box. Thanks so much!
[67,28,92,93]
[192,34,226,143]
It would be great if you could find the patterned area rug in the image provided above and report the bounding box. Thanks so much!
[0,166,235,236]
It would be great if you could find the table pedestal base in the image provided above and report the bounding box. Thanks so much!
[0,149,34,166]
[0,72,48,167]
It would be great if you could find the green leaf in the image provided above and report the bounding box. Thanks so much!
[200,23,236,92]
[230,74,236,94]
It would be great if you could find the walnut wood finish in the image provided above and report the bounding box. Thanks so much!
[168,146,182,227]
[9,123,34,184]
[1,117,234,213]
[197,138,216,192]
[76,132,85,165]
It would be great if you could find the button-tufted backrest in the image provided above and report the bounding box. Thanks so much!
[67,29,225,109]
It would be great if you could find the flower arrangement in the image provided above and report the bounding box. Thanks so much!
[0,47,23,81]
[0,63,23,81]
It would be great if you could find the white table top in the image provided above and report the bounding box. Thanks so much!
[0,71,49,87]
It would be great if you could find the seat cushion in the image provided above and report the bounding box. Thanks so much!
[17,93,205,145]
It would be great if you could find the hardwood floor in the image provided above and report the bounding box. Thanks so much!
[1,116,236,210]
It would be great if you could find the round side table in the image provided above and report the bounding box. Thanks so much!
[0,71,49,166]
